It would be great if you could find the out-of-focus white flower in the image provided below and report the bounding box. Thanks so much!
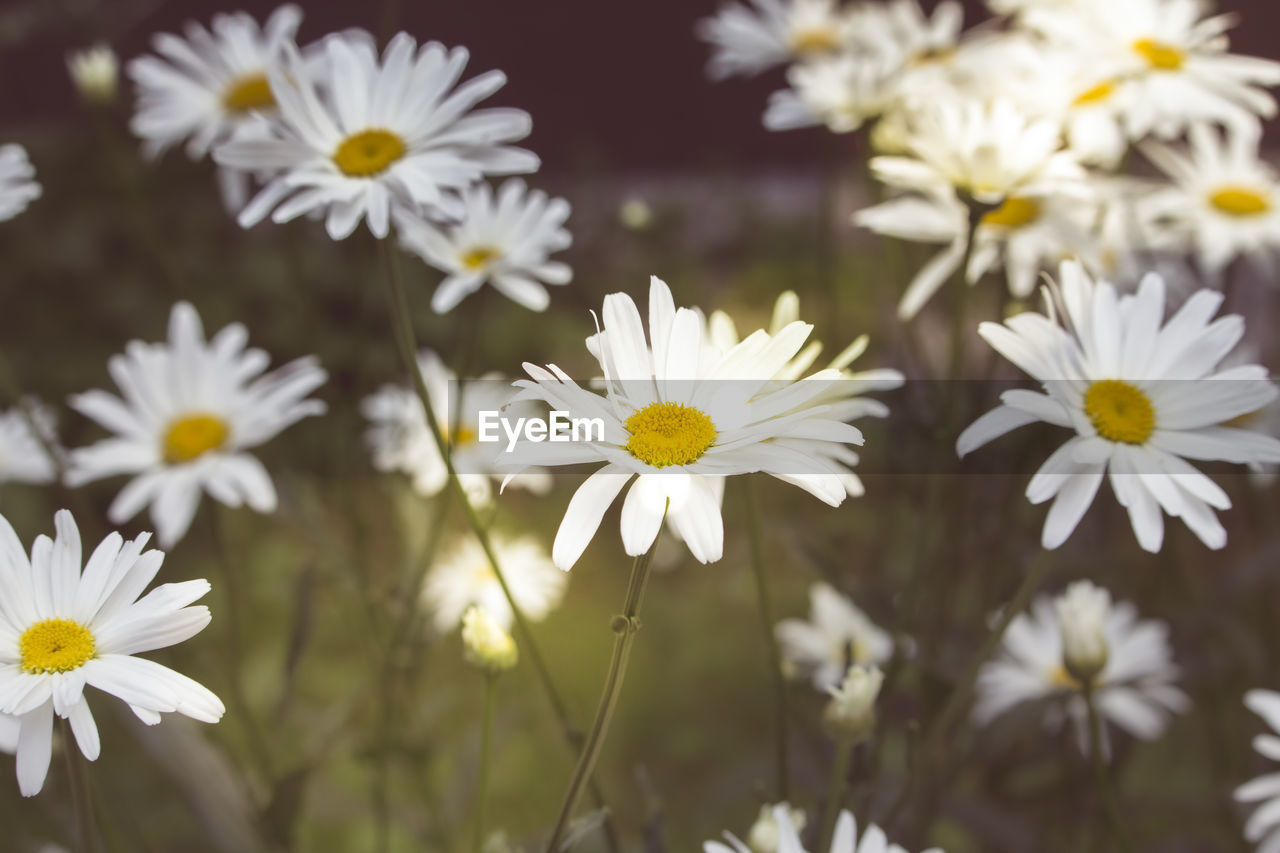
[0,510,223,796]
[764,53,896,134]
[957,261,1280,553]
[974,585,1187,755]
[0,144,41,222]
[395,179,571,313]
[423,532,567,634]
[824,664,883,741]
[746,803,807,853]
[698,0,853,80]
[461,605,517,673]
[0,402,59,485]
[1055,581,1110,683]
[67,43,119,105]
[214,31,538,240]
[706,804,944,853]
[68,302,327,547]
[1236,690,1280,850]
[775,582,893,691]
[619,198,654,230]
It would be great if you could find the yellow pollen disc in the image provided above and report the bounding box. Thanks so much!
[1048,665,1082,691]
[222,73,275,113]
[789,27,840,56]
[1209,185,1272,217]
[333,129,406,177]
[624,401,717,469]
[1133,38,1184,70]
[1084,380,1155,445]
[1072,80,1117,106]
[446,426,478,448]
[461,246,503,271]
[908,46,957,67]
[20,618,97,674]
[981,197,1041,230]
[164,413,229,464]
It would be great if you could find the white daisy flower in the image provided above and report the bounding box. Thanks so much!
[852,0,965,101]
[213,30,538,240]
[0,509,223,796]
[0,402,59,486]
[423,532,566,634]
[1140,125,1280,277]
[360,349,550,506]
[957,260,1280,552]
[706,804,943,853]
[775,582,893,691]
[394,178,572,314]
[506,276,868,571]
[1235,689,1280,851]
[0,144,41,222]
[764,52,897,134]
[697,0,853,80]
[974,583,1188,754]
[67,302,327,547]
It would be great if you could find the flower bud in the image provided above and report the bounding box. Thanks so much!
[746,802,805,853]
[461,605,517,673]
[1055,581,1110,685]
[67,44,119,106]
[823,664,883,743]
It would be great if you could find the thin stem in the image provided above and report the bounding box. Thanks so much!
[544,535,662,853]
[743,479,790,802]
[61,718,99,853]
[818,738,855,853]
[1083,683,1135,852]
[473,674,498,853]
[946,202,988,384]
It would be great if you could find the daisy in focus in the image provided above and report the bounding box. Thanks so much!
[0,144,41,222]
[1141,125,1280,277]
[422,533,566,634]
[957,260,1280,553]
[507,276,869,570]
[698,0,852,80]
[0,403,59,486]
[360,349,550,506]
[706,803,943,853]
[1236,689,1280,851]
[68,302,327,547]
[974,581,1188,755]
[0,510,223,796]
[214,30,538,239]
[775,582,893,691]
[394,178,572,313]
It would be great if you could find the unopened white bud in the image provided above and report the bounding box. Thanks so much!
[1056,581,1110,684]
[461,605,517,673]
[619,198,653,230]
[746,802,806,853]
[67,44,118,105]
[823,664,883,742]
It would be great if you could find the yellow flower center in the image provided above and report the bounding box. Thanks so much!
[1048,665,1082,691]
[20,618,97,674]
[1209,185,1272,217]
[222,72,275,113]
[333,129,406,177]
[1133,38,1184,71]
[1084,380,1155,444]
[788,27,840,56]
[908,46,957,67]
[164,413,229,464]
[981,197,1041,230]
[461,246,503,271]
[1072,80,1117,106]
[446,426,478,448]
[624,402,717,468]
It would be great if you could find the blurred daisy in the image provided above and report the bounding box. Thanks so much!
[853,0,965,102]
[68,302,327,547]
[67,43,119,105]
[395,178,572,313]
[706,804,942,853]
[1236,689,1280,850]
[775,582,893,691]
[214,31,538,240]
[764,53,896,134]
[974,583,1187,755]
[360,349,550,506]
[0,509,223,796]
[698,0,852,80]
[423,532,566,634]
[957,261,1280,552]
[508,276,867,570]
[0,144,40,222]
[1141,126,1280,277]
[0,402,59,486]
[738,803,807,853]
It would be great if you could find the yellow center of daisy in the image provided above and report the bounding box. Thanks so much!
[1072,80,1117,106]
[1133,38,1184,71]
[446,426,478,448]
[20,618,97,674]
[462,246,503,271]
[333,129,406,177]
[164,413,229,464]
[789,27,840,56]
[1209,185,1272,217]
[1048,665,1083,691]
[624,402,717,468]
[1084,380,1155,444]
[981,197,1041,229]
[222,72,275,113]
[908,46,957,67]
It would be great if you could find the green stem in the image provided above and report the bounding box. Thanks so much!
[818,738,856,853]
[946,203,986,384]
[61,718,99,853]
[1083,683,1134,852]
[743,479,790,801]
[544,535,662,853]
[473,674,498,853]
